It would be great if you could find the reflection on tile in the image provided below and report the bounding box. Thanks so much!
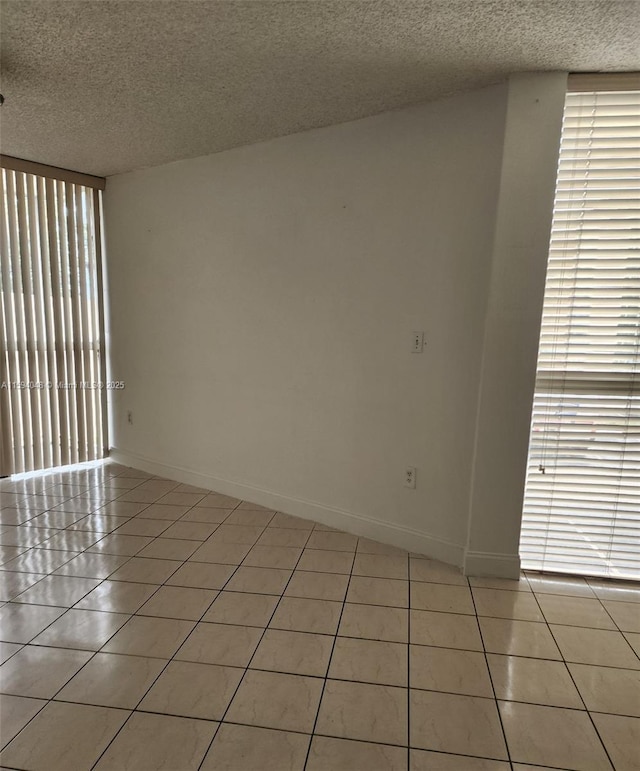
[175,622,262,667]
[56,652,166,708]
[201,723,310,771]
[3,464,638,770]
[32,608,129,650]
[499,701,612,771]
[102,616,194,658]
[0,694,46,748]
[0,641,22,664]
[0,602,65,642]
[469,575,531,593]
[316,679,407,745]
[227,669,323,733]
[479,618,561,659]
[330,636,407,686]
[308,736,406,771]
[271,597,343,635]
[410,690,507,759]
[536,594,616,630]
[13,574,100,606]
[53,553,129,579]
[569,663,640,717]
[602,600,640,633]
[471,588,543,621]
[0,545,29,565]
[527,574,595,598]
[1,549,78,574]
[203,591,279,627]
[75,580,159,613]
[93,712,216,771]
[0,645,92,697]
[550,624,640,669]
[411,645,492,697]
[140,660,243,719]
[487,654,583,708]
[88,533,153,556]
[588,580,640,605]
[591,712,640,771]
[36,530,103,553]
[0,571,45,601]
[625,632,640,658]
[0,701,129,771]
[339,603,408,642]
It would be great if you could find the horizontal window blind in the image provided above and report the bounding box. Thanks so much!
[0,166,107,475]
[520,89,640,580]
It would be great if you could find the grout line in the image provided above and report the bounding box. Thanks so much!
[300,539,357,771]
[87,502,248,769]
[407,551,411,770]
[530,584,618,771]
[194,520,319,771]
[469,576,514,769]
[2,462,639,771]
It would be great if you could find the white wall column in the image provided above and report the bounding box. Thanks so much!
[464,72,567,578]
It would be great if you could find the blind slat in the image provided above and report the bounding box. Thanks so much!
[521,89,640,581]
[0,167,106,474]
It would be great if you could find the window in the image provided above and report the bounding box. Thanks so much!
[0,158,107,474]
[520,79,640,580]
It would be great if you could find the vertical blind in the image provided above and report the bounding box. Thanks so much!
[0,164,107,475]
[520,88,640,580]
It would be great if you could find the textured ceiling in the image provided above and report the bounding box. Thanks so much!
[1,0,639,177]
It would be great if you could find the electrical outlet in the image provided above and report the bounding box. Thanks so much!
[411,331,424,353]
[127,411,133,425]
[405,466,416,489]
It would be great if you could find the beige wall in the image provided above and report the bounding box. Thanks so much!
[104,74,565,575]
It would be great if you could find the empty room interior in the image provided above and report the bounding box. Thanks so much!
[0,1,639,770]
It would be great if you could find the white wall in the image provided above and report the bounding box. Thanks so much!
[104,76,564,572]
[465,72,567,577]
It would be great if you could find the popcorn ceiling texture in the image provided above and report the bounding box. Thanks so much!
[1,0,638,177]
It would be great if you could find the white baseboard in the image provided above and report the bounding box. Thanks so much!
[110,448,464,567]
[463,550,521,579]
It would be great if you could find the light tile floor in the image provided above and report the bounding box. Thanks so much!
[0,461,639,771]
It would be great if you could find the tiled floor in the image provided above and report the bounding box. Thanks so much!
[1,461,639,771]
